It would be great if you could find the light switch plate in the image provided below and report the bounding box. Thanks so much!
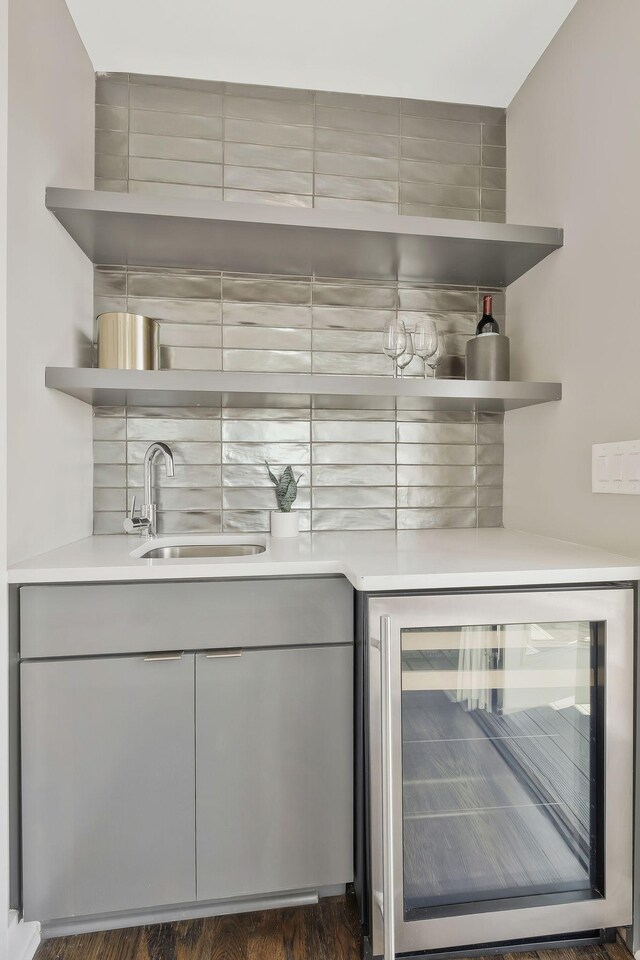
[592,439,640,494]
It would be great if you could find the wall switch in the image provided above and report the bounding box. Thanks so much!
[610,454,624,481]
[592,440,640,494]
[627,453,640,481]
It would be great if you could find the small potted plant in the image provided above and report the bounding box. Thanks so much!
[266,462,303,538]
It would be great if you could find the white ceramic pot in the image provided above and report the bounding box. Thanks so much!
[270,510,299,538]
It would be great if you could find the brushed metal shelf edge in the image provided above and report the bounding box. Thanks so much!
[45,187,563,244]
[45,368,562,411]
[45,188,563,286]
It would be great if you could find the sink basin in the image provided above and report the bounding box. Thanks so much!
[141,543,266,559]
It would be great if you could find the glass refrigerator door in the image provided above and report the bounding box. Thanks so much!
[367,589,633,957]
[401,619,597,918]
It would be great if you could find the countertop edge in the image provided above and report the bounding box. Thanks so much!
[9,561,640,590]
[8,530,640,591]
[7,558,345,585]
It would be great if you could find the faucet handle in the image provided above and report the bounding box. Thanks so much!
[123,495,151,535]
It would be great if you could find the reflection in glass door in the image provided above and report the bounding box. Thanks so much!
[400,620,601,919]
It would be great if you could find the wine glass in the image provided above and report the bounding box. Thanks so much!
[426,334,446,378]
[413,319,439,379]
[396,331,415,378]
[382,318,407,378]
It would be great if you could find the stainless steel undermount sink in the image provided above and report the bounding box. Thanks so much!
[141,543,266,559]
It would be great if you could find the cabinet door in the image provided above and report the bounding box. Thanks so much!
[21,655,196,922]
[196,645,353,901]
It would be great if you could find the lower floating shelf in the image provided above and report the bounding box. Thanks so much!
[45,368,562,412]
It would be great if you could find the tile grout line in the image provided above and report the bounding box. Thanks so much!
[125,73,131,191]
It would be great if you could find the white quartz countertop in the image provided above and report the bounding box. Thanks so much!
[7,528,640,591]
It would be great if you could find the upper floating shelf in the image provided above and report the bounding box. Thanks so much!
[46,188,563,286]
[46,367,562,412]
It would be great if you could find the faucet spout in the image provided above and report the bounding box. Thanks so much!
[142,441,175,538]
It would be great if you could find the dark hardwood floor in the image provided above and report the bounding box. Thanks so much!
[33,895,632,960]
[34,895,362,960]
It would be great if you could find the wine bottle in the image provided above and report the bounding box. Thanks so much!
[466,293,510,380]
[476,295,500,334]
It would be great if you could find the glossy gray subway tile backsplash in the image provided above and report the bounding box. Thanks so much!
[222,82,313,103]
[396,486,476,508]
[92,265,505,533]
[315,173,399,203]
[129,83,223,117]
[95,103,128,131]
[129,156,223,187]
[397,507,477,529]
[130,180,223,200]
[400,99,482,123]
[223,325,310,351]
[400,158,480,188]
[93,73,506,534]
[315,90,400,114]
[129,109,223,140]
[223,187,312,207]
[400,115,482,145]
[225,117,315,149]
[97,72,504,221]
[315,152,399,181]
[316,104,400,137]
[483,209,508,225]
[128,269,222,300]
[224,141,314,172]
[129,132,223,163]
[224,96,314,126]
[96,78,128,107]
[95,154,127,180]
[312,508,396,531]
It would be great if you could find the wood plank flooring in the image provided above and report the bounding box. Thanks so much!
[34,895,362,960]
[33,895,632,960]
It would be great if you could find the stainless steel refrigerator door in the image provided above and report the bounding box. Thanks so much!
[368,588,633,957]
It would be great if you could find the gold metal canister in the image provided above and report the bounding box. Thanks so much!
[97,313,160,370]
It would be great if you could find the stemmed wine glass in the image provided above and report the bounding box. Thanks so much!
[413,319,439,379]
[396,331,415,378]
[425,334,446,378]
[382,318,407,378]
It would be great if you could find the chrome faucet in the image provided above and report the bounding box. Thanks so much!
[124,441,175,538]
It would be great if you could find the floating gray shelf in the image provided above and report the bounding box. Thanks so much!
[45,188,563,286]
[45,367,562,412]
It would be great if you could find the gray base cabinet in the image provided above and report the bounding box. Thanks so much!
[19,576,354,926]
[196,646,353,901]
[21,655,196,922]
[20,577,354,658]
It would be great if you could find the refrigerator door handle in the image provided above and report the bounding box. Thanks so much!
[380,614,395,960]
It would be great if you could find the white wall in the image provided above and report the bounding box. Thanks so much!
[6,0,95,566]
[504,0,640,558]
[65,0,577,107]
[3,0,94,955]
[1,0,9,948]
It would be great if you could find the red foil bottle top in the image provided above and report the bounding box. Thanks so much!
[482,295,493,314]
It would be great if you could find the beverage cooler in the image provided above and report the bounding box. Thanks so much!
[355,586,634,959]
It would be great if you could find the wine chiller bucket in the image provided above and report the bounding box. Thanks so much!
[97,313,160,370]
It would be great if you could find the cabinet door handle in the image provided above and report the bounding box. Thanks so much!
[143,654,183,662]
[380,614,395,960]
[205,649,243,658]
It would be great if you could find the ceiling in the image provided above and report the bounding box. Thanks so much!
[65,0,578,107]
